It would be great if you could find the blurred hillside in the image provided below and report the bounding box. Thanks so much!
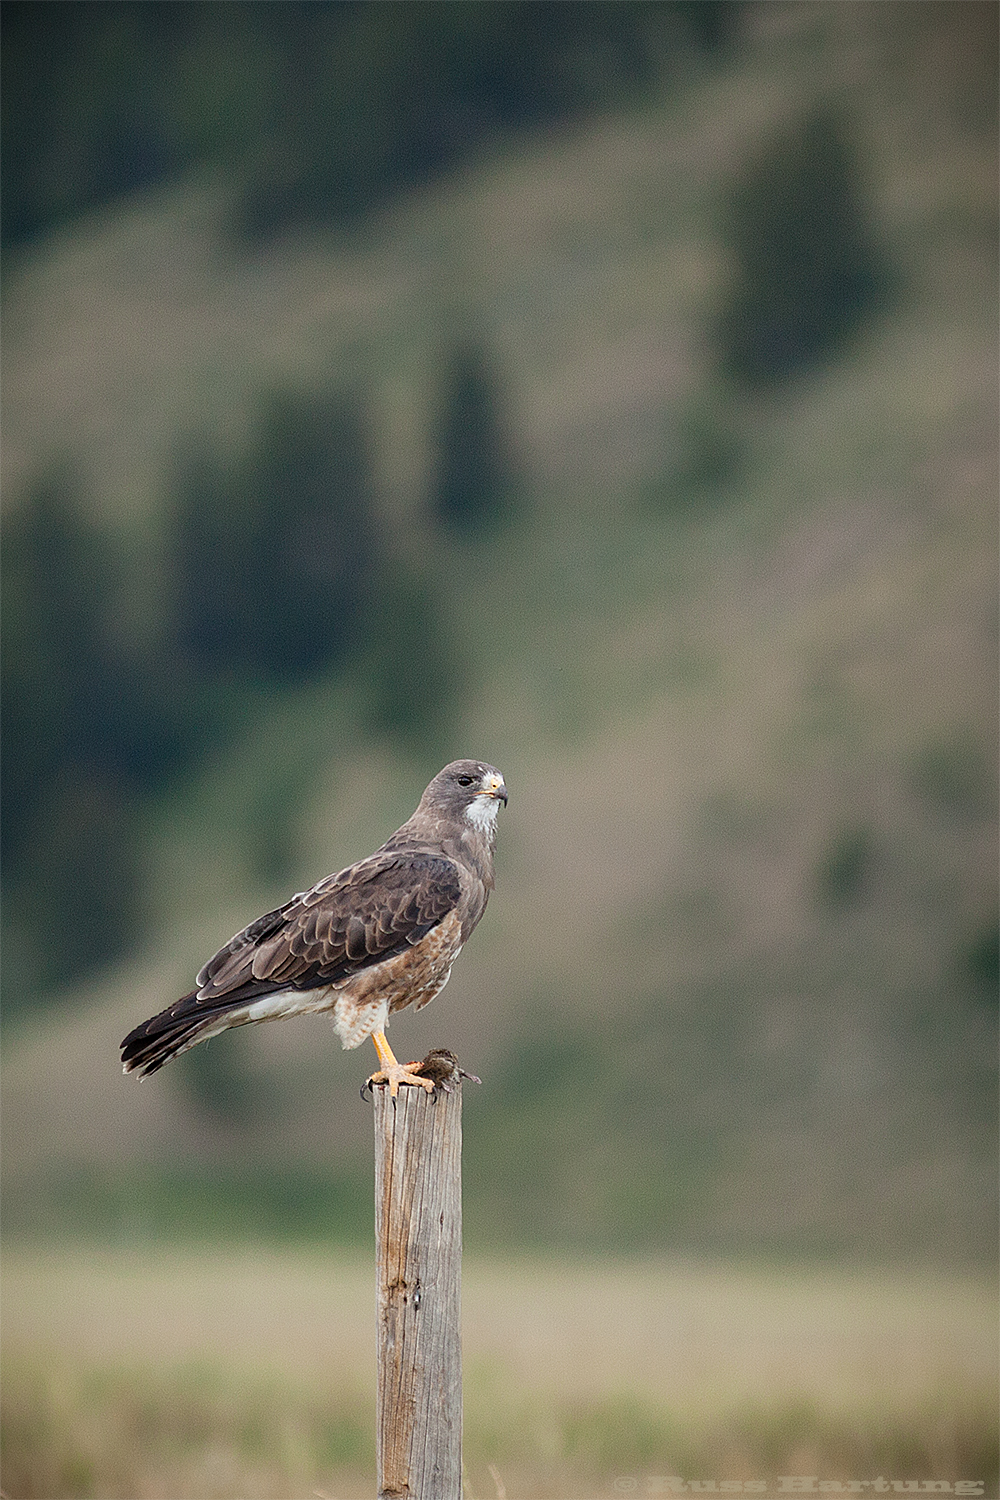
[2,1,997,1263]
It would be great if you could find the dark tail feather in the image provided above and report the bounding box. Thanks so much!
[121,992,240,1078]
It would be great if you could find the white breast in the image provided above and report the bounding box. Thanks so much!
[465,795,500,834]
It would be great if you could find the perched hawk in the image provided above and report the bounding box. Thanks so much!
[121,760,506,1094]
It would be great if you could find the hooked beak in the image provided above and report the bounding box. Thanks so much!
[483,772,508,806]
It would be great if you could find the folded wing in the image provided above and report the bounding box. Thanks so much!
[121,851,461,1075]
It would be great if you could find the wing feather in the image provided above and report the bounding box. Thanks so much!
[194,850,460,1005]
[122,850,464,1077]
[345,914,367,960]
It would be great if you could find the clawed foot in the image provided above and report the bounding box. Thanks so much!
[363,1059,436,1099]
[361,1043,482,1102]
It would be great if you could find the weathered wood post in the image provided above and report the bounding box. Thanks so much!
[373,1082,463,1500]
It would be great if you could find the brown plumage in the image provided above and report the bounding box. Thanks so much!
[121,760,507,1093]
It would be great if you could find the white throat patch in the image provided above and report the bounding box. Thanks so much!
[465,795,500,834]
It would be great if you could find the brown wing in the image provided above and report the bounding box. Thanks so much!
[120,851,462,1074]
[196,850,462,999]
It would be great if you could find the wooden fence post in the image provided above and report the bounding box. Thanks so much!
[373,1083,463,1500]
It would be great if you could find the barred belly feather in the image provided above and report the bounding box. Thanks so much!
[332,908,464,1048]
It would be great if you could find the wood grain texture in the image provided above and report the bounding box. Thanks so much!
[374,1084,462,1500]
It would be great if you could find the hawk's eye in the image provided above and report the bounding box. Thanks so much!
[456,775,476,787]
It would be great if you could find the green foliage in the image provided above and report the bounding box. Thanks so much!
[0,473,170,994]
[172,391,378,680]
[228,1,739,238]
[963,924,999,1006]
[910,736,994,819]
[1,768,144,999]
[1,471,170,848]
[648,390,748,511]
[815,824,874,910]
[430,341,522,538]
[713,107,893,387]
[1,1162,372,1245]
[3,1,737,250]
[170,383,464,760]
[360,567,459,750]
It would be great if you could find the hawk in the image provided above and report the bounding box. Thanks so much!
[121,760,506,1095]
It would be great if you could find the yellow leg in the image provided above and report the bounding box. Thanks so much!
[368,1029,435,1097]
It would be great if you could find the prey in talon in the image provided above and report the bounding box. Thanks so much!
[121,761,506,1094]
[361,1046,481,1101]
[366,1030,436,1098]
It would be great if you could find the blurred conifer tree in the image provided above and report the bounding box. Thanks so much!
[713,107,892,387]
[1,473,148,996]
[172,391,378,680]
[431,342,519,537]
[2,0,738,249]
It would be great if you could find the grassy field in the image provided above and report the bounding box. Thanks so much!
[2,1247,996,1499]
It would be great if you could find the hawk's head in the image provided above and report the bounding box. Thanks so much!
[419,760,508,831]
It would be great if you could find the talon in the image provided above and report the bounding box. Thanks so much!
[366,1028,436,1097]
[366,1061,436,1097]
